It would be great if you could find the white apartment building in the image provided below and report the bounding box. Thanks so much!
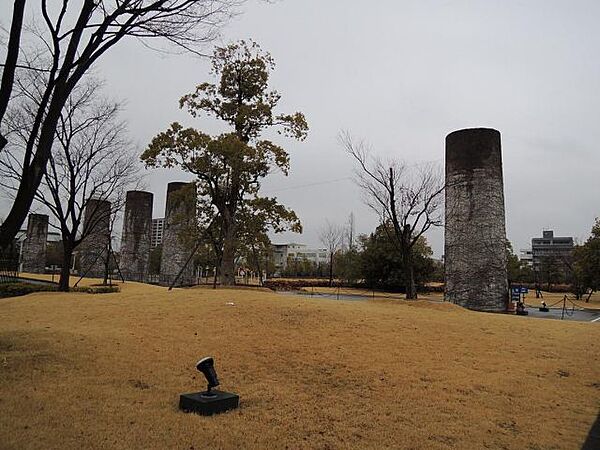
[519,248,533,267]
[271,243,329,272]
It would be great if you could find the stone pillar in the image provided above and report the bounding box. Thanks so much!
[120,191,153,282]
[21,214,49,273]
[79,199,111,279]
[160,182,196,286]
[444,128,508,311]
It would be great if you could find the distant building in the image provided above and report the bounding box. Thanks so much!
[519,248,533,267]
[271,243,328,272]
[151,218,165,248]
[531,230,573,268]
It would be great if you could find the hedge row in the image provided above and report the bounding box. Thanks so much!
[263,279,443,293]
[71,285,120,294]
[0,282,57,298]
[0,282,120,298]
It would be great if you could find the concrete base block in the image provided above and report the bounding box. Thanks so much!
[179,390,239,416]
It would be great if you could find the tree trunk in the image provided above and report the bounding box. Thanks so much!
[328,253,334,287]
[102,253,108,286]
[59,243,73,292]
[212,265,219,289]
[221,224,236,286]
[252,245,263,286]
[404,249,417,300]
[0,89,67,250]
[0,0,26,153]
[103,242,113,286]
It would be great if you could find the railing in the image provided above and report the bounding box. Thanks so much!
[0,258,19,283]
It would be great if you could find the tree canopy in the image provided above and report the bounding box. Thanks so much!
[569,218,600,300]
[142,40,307,285]
[359,223,435,292]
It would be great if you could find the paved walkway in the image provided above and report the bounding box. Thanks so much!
[281,291,600,323]
[523,305,600,323]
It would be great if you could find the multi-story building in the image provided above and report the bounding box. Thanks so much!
[519,248,533,267]
[271,243,328,272]
[151,218,165,248]
[531,230,573,268]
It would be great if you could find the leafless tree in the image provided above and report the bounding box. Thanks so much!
[345,211,355,251]
[319,220,343,287]
[0,77,139,291]
[340,131,444,299]
[0,0,242,252]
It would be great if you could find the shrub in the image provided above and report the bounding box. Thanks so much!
[0,282,58,298]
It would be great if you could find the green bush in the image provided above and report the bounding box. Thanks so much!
[0,282,58,298]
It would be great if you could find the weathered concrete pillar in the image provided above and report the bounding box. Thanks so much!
[79,199,111,279]
[120,190,153,282]
[444,128,508,311]
[160,182,196,286]
[21,213,49,273]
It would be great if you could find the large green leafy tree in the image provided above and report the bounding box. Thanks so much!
[359,223,435,292]
[570,218,600,301]
[142,41,307,285]
[505,240,520,285]
[236,197,301,283]
[585,219,600,292]
[335,248,362,284]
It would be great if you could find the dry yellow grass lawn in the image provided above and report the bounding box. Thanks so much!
[18,272,112,288]
[1,280,599,449]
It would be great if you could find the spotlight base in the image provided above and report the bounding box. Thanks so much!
[179,390,239,416]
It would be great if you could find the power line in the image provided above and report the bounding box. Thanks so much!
[263,177,352,194]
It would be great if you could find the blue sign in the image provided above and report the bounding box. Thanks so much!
[511,287,521,294]
[520,287,529,294]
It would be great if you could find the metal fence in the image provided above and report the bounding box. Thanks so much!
[0,258,19,283]
[116,272,263,288]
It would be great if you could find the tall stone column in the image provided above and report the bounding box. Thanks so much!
[79,199,111,279]
[444,128,508,311]
[120,191,153,281]
[21,213,49,274]
[160,182,196,286]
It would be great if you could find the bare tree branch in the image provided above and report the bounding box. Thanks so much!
[0,77,140,290]
[340,130,444,299]
[0,0,243,251]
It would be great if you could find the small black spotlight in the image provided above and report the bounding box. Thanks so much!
[196,357,219,397]
[179,356,239,416]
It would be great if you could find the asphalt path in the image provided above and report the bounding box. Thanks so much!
[281,291,600,323]
[521,305,600,323]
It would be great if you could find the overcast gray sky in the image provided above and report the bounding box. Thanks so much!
[2,0,600,257]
